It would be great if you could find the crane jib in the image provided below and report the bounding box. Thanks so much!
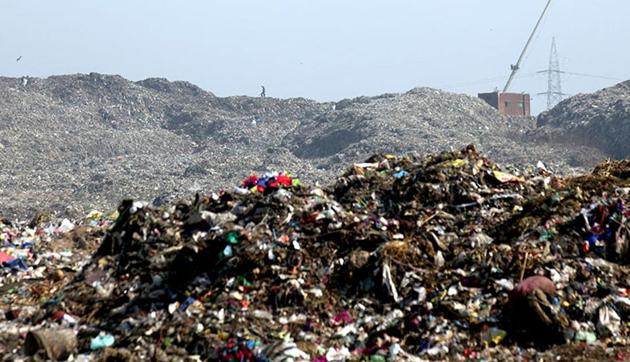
[503,0,553,93]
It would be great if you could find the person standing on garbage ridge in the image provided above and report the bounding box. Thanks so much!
[504,275,571,347]
[260,85,266,98]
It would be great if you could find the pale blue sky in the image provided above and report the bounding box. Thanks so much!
[1,1,628,114]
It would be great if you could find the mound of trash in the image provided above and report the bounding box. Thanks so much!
[0,73,609,220]
[3,146,629,360]
[535,80,630,159]
[0,73,329,219]
[283,87,605,174]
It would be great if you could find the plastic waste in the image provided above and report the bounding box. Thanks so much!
[574,331,597,344]
[597,305,621,337]
[483,327,507,345]
[392,170,410,178]
[90,333,115,350]
[4,146,630,360]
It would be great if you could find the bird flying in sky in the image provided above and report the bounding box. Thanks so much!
[16,56,22,62]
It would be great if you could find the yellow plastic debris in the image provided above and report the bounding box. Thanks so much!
[446,159,467,168]
[87,210,103,220]
[492,170,524,183]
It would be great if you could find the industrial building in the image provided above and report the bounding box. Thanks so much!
[478,92,531,116]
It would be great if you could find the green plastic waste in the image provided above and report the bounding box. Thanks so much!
[238,276,253,287]
[370,355,386,362]
[226,231,239,244]
[575,331,597,344]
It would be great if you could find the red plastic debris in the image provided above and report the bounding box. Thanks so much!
[463,348,478,359]
[0,251,15,264]
[51,310,65,321]
[332,310,353,326]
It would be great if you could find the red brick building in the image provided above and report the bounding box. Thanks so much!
[478,92,531,116]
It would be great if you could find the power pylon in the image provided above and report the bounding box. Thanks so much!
[537,37,567,110]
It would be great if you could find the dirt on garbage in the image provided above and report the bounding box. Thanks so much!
[1,145,630,361]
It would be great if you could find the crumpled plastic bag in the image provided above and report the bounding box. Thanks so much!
[596,305,621,337]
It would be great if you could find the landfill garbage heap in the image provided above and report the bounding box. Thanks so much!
[2,145,630,361]
[535,80,630,160]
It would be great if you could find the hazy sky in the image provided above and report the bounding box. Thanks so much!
[2,1,628,114]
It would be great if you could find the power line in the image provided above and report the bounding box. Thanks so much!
[536,69,621,81]
[439,72,538,90]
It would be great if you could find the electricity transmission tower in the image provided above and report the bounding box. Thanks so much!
[537,37,567,110]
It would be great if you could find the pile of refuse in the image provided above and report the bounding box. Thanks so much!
[535,80,630,160]
[0,211,113,357]
[2,145,630,360]
[1,73,613,220]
